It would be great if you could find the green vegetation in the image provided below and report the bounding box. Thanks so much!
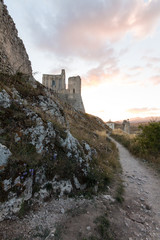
[138,122,160,157]
[31,225,50,239]
[82,214,114,240]
[115,180,124,203]
[54,223,64,240]
[13,236,24,240]
[18,200,30,218]
[95,215,113,240]
[0,72,45,99]
[111,122,160,169]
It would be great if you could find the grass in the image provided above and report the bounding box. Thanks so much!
[18,200,30,218]
[81,214,114,240]
[0,72,45,100]
[95,215,113,240]
[13,236,24,240]
[54,223,64,240]
[115,180,124,203]
[31,225,50,239]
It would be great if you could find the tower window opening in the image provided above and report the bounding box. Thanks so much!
[52,80,55,87]
[73,88,75,94]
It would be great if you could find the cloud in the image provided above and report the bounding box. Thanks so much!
[127,107,160,114]
[119,48,129,56]
[129,66,144,72]
[142,56,160,63]
[20,0,160,60]
[149,75,160,84]
[82,56,120,86]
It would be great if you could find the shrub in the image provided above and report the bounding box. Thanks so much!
[138,122,160,156]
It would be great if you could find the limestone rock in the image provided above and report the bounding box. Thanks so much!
[0,143,11,170]
[0,89,11,108]
[0,1,32,75]
[23,177,33,201]
[3,178,12,191]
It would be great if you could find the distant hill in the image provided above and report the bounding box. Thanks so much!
[129,116,160,123]
[116,116,160,124]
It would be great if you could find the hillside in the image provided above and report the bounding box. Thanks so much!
[0,73,120,221]
[0,1,121,238]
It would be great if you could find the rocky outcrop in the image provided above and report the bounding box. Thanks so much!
[0,1,32,75]
[0,73,119,221]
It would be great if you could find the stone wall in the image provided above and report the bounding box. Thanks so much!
[42,69,65,91]
[59,93,85,112]
[0,1,32,75]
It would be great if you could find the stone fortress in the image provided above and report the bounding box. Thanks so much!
[42,70,85,112]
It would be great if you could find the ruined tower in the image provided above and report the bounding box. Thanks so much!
[122,119,130,134]
[42,69,65,92]
[68,76,81,94]
[42,70,85,112]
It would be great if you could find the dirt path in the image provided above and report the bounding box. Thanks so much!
[111,138,160,239]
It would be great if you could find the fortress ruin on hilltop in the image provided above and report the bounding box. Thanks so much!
[42,69,85,112]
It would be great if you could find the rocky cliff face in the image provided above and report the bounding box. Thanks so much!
[0,1,32,75]
[0,73,119,221]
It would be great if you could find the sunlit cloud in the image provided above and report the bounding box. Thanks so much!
[149,75,160,85]
[129,66,144,72]
[15,0,160,61]
[142,56,160,63]
[83,61,120,87]
[127,107,160,114]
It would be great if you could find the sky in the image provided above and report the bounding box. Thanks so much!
[5,0,160,121]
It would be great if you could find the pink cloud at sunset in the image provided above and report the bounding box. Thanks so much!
[149,75,160,85]
[15,0,160,60]
[127,107,160,114]
[5,0,160,121]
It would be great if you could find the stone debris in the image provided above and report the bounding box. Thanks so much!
[103,195,115,203]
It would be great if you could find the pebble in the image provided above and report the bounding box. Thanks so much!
[86,226,91,231]
[103,195,115,202]
[140,198,145,202]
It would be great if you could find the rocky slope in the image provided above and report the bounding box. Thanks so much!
[0,73,120,222]
[0,0,120,229]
